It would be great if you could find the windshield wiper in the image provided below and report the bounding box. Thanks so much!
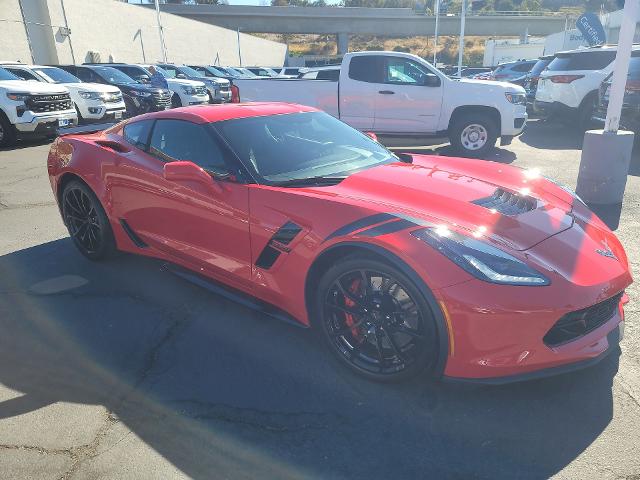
[273,176,347,187]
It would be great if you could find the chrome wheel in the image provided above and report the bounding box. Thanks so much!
[460,123,488,151]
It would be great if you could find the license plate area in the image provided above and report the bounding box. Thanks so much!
[58,118,70,127]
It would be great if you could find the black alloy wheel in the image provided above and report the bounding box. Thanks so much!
[62,180,115,260]
[316,256,438,381]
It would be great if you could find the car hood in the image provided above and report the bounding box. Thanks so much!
[167,78,205,88]
[60,82,120,94]
[305,155,574,251]
[0,80,69,94]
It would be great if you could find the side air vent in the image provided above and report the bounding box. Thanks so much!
[255,221,303,269]
[472,188,537,216]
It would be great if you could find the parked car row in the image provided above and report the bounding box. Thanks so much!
[0,60,244,147]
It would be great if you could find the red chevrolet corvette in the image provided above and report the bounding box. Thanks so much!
[47,103,632,384]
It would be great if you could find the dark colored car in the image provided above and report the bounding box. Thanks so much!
[57,65,171,118]
[593,51,640,133]
[524,55,555,104]
[460,67,492,78]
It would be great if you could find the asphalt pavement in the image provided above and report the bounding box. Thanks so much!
[0,120,639,479]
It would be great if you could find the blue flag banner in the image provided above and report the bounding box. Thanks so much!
[576,13,607,46]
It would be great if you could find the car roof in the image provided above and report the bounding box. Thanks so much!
[126,102,318,125]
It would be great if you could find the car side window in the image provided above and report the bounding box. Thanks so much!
[75,68,97,83]
[123,120,153,150]
[384,58,432,85]
[348,56,382,83]
[119,66,145,82]
[149,119,229,174]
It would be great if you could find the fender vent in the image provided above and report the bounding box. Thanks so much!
[473,188,537,216]
[255,221,302,269]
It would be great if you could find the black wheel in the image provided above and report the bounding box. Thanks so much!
[62,180,115,260]
[449,113,498,158]
[171,94,182,108]
[314,255,440,382]
[0,111,17,148]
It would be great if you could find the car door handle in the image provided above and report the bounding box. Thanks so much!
[378,90,395,95]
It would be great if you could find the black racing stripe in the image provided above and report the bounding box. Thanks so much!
[324,213,396,242]
[272,221,302,246]
[357,219,417,237]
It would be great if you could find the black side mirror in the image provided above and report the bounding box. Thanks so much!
[424,74,441,87]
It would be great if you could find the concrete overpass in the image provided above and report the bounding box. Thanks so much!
[153,5,572,54]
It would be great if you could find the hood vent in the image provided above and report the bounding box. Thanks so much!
[472,188,537,216]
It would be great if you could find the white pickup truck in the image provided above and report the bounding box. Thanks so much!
[233,51,528,157]
[0,67,77,148]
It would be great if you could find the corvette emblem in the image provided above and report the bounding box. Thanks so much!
[596,240,618,260]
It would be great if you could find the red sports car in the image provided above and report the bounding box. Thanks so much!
[47,103,632,383]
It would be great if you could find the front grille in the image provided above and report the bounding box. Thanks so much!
[151,91,172,109]
[472,188,537,216]
[25,93,72,113]
[543,292,623,347]
[195,86,207,96]
[103,92,122,103]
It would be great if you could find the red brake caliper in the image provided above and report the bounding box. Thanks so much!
[344,279,363,340]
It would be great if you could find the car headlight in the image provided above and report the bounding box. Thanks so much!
[6,92,29,101]
[78,91,101,100]
[130,90,151,97]
[181,86,196,95]
[505,92,526,105]
[411,226,550,286]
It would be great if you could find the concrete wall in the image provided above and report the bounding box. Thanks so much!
[0,0,33,63]
[0,0,287,66]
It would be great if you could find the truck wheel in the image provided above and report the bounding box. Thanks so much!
[171,94,182,108]
[449,113,498,158]
[0,111,17,148]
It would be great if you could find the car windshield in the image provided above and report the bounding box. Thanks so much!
[529,58,552,77]
[33,67,81,84]
[0,67,20,81]
[214,111,397,185]
[205,66,227,76]
[177,65,204,77]
[94,66,136,84]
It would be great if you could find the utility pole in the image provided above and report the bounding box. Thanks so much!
[154,0,168,62]
[576,0,638,205]
[457,0,467,77]
[432,0,440,65]
[237,28,242,66]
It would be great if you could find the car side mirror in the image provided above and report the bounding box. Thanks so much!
[163,161,224,193]
[176,73,187,79]
[139,75,150,83]
[424,74,441,87]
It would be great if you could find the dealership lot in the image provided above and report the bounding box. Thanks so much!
[0,120,639,479]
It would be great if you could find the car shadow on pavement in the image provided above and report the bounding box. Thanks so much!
[0,239,620,479]
[518,120,584,151]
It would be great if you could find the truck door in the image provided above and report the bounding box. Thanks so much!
[372,56,444,134]
[338,55,381,130]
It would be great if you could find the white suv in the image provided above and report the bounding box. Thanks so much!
[3,64,125,124]
[534,46,617,130]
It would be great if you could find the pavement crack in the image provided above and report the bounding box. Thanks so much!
[0,443,74,457]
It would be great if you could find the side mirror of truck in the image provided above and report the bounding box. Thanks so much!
[424,74,441,88]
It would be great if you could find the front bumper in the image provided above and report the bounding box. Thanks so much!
[501,104,527,136]
[14,110,78,134]
[78,99,126,121]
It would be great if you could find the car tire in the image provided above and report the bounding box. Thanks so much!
[61,180,116,261]
[449,113,498,158]
[0,110,17,148]
[171,94,182,108]
[577,92,597,132]
[74,103,85,125]
[123,98,137,119]
[313,254,440,382]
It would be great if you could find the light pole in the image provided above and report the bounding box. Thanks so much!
[433,0,440,65]
[576,0,638,205]
[457,0,467,77]
[154,0,168,62]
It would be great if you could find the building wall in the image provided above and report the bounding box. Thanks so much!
[0,0,33,63]
[483,40,545,67]
[0,0,287,66]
